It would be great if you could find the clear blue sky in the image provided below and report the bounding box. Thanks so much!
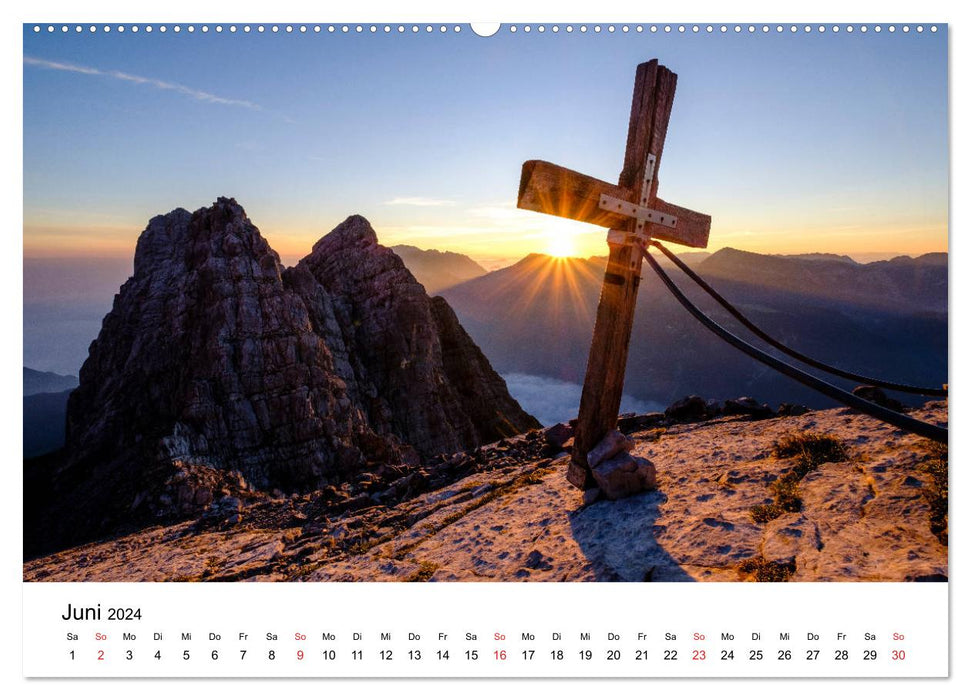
[24,25,948,267]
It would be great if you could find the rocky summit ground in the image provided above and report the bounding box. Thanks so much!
[23,403,947,583]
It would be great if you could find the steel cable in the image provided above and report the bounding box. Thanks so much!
[640,247,947,443]
[650,240,947,397]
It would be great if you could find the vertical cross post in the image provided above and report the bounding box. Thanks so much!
[567,60,678,488]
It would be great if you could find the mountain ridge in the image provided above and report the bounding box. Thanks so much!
[390,244,487,294]
[440,250,947,408]
[23,367,78,396]
[26,198,537,556]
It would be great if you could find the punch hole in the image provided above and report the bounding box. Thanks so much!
[470,23,501,37]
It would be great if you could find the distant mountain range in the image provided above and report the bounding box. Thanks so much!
[391,245,487,294]
[23,367,78,396]
[22,244,947,466]
[440,247,947,410]
[696,248,946,314]
[23,368,78,458]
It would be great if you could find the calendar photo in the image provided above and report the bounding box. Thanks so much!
[23,22,947,590]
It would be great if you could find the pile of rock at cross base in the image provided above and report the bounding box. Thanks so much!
[582,428,656,504]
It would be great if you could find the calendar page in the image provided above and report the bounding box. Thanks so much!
[18,1,953,688]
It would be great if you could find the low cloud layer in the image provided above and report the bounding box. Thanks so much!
[502,373,662,428]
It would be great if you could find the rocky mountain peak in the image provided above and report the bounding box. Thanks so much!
[132,197,282,281]
[309,214,379,257]
[32,200,539,556]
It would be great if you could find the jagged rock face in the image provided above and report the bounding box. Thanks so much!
[66,198,389,494]
[39,199,537,554]
[289,214,539,458]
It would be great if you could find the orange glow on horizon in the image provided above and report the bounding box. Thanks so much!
[23,215,948,268]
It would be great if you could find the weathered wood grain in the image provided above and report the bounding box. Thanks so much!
[518,160,710,248]
[570,61,679,488]
[515,59,710,490]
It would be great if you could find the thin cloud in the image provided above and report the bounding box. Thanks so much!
[384,196,457,207]
[24,55,263,111]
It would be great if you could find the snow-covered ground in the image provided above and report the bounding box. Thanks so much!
[24,403,947,583]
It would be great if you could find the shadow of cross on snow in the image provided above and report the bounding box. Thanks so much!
[567,489,694,582]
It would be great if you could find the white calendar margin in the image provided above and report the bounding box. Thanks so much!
[23,582,948,678]
[6,0,964,696]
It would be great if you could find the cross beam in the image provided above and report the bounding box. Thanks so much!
[518,160,710,248]
[516,59,712,490]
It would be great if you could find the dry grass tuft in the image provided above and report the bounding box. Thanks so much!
[750,432,848,524]
[737,556,795,582]
[918,440,948,546]
[403,561,440,582]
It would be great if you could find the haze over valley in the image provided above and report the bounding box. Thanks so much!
[25,238,946,455]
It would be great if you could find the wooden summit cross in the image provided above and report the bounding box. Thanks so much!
[517,59,712,490]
